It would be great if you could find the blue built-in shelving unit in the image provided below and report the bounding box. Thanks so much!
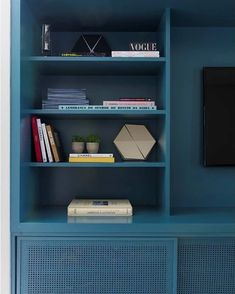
[14,7,171,230]
[11,0,235,293]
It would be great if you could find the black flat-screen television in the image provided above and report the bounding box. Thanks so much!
[203,67,235,166]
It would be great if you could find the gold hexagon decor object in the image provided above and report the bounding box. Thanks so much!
[114,124,156,160]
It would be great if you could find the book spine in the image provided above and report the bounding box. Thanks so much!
[69,153,113,158]
[53,131,63,161]
[103,101,155,106]
[59,105,157,110]
[36,118,47,162]
[46,125,60,162]
[59,105,109,110]
[111,51,160,57]
[112,106,157,110]
[69,157,115,163]
[61,53,82,57]
[68,208,132,216]
[119,98,152,101]
[31,117,42,162]
[41,123,53,162]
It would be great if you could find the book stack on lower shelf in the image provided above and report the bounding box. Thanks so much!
[67,199,133,216]
[31,116,63,162]
[69,153,115,163]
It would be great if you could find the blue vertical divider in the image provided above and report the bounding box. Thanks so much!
[11,0,21,230]
[158,8,171,215]
[11,1,21,292]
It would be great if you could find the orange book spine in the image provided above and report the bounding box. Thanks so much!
[46,125,60,162]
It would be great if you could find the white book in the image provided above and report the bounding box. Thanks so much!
[36,118,47,162]
[111,51,160,57]
[59,105,157,111]
[41,123,53,162]
[69,153,113,158]
[67,199,133,216]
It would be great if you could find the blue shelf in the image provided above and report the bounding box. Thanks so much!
[23,56,166,75]
[22,109,166,118]
[15,206,235,235]
[24,56,166,63]
[23,162,166,168]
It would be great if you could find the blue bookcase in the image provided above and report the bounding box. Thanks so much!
[11,1,235,293]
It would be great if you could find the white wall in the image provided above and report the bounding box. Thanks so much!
[0,0,11,293]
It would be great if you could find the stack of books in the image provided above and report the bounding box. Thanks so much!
[102,98,157,110]
[69,153,115,163]
[31,116,63,162]
[67,199,133,216]
[42,88,89,109]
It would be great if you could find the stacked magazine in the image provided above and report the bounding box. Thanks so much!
[42,88,89,109]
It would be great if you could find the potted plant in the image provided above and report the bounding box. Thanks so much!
[72,135,85,153]
[86,134,101,153]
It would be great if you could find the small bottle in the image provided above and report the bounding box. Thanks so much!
[41,24,51,56]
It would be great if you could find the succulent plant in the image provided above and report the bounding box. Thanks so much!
[72,135,85,142]
[86,134,101,143]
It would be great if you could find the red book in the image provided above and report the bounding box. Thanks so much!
[119,98,152,101]
[31,116,42,162]
[103,101,155,106]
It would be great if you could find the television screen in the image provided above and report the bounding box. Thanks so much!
[203,67,235,166]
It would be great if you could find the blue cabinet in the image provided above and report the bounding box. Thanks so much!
[18,237,177,294]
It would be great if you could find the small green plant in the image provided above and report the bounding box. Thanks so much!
[72,135,85,142]
[86,134,101,143]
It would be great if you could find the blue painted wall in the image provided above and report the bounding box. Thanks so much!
[171,27,235,208]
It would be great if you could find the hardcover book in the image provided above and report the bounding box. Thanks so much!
[59,105,157,110]
[67,199,132,216]
[31,116,42,162]
[69,153,113,158]
[46,125,61,162]
[69,157,115,163]
[111,51,160,57]
[36,118,47,162]
[41,123,53,162]
[103,101,155,106]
